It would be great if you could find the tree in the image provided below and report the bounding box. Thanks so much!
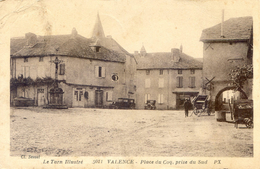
[229,64,253,90]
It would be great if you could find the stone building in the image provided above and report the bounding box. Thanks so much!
[135,46,203,110]
[200,16,253,111]
[10,14,136,108]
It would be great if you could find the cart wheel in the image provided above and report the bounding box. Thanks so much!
[245,120,253,128]
[206,109,210,116]
[193,109,198,115]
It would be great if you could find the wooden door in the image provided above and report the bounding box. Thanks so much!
[95,90,103,108]
[73,88,84,107]
[37,89,45,106]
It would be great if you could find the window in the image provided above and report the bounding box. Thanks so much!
[95,46,101,52]
[38,66,45,77]
[146,70,150,75]
[39,57,43,62]
[158,94,164,104]
[95,66,106,77]
[111,73,119,81]
[145,79,151,88]
[144,94,151,103]
[178,70,182,74]
[24,57,28,62]
[22,66,30,78]
[59,64,65,75]
[106,91,113,101]
[189,77,196,88]
[190,69,195,74]
[176,76,183,88]
[159,78,164,88]
[160,69,163,75]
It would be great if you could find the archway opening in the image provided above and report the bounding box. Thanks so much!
[215,86,247,111]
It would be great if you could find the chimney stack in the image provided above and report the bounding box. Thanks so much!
[221,9,225,38]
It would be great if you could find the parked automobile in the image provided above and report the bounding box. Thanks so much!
[109,98,135,109]
[144,100,156,110]
[13,97,34,107]
[229,99,253,128]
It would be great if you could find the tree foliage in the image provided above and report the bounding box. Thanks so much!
[229,64,253,90]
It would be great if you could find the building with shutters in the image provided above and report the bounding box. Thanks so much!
[10,14,136,108]
[134,46,203,110]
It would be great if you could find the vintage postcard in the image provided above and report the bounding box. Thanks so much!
[0,0,259,168]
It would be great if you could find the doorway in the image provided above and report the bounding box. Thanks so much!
[73,88,84,107]
[37,88,45,106]
[95,90,103,108]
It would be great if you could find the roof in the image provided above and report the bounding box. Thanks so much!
[97,37,135,59]
[136,49,203,69]
[200,16,253,42]
[11,33,126,63]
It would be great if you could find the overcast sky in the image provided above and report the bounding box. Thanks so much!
[2,0,257,58]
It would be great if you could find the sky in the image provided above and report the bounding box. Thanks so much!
[1,0,257,58]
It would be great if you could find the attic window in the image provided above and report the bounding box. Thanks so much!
[39,57,43,62]
[95,46,101,52]
[178,70,182,74]
[24,57,28,62]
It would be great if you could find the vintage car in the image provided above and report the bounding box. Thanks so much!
[109,98,135,109]
[144,100,156,110]
[229,99,253,128]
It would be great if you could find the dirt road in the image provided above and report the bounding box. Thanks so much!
[10,107,253,157]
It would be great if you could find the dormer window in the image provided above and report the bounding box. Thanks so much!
[39,57,43,62]
[95,46,101,52]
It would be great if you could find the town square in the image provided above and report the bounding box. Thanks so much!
[1,0,257,168]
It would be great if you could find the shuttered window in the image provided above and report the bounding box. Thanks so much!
[158,94,164,104]
[189,77,195,88]
[59,64,65,75]
[106,91,113,101]
[144,94,151,103]
[95,66,106,77]
[176,76,183,88]
[22,66,30,78]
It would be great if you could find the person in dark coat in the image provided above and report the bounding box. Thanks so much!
[184,98,191,117]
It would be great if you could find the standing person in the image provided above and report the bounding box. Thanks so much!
[184,98,190,117]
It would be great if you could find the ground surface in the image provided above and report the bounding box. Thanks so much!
[10,107,253,157]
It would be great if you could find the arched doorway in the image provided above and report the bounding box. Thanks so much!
[215,86,247,111]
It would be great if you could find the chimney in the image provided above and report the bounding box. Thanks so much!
[25,32,37,47]
[71,27,78,37]
[171,48,180,62]
[140,44,146,57]
[221,9,225,38]
[180,44,183,53]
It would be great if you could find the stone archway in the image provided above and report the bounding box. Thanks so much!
[215,86,247,111]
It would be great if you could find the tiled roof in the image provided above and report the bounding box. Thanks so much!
[11,33,126,63]
[200,16,253,41]
[136,49,202,69]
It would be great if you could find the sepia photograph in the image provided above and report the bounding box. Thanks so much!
[1,0,259,168]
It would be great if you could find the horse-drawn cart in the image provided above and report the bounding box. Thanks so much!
[192,95,210,116]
